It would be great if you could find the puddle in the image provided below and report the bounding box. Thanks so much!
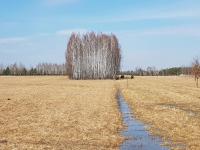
[117,93,169,150]
[158,104,197,117]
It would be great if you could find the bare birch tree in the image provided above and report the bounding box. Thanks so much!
[0,64,4,75]
[192,57,200,88]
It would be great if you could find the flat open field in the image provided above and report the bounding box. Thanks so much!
[0,76,123,149]
[119,76,200,150]
[1,76,200,150]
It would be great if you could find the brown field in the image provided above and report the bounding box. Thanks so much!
[119,76,200,150]
[1,76,200,150]
[0,76,123,149]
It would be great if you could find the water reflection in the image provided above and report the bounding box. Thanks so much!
[118,93,169,150]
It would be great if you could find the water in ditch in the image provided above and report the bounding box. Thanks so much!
[118,93,169,150]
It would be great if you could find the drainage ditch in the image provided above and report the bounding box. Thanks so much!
[117,92,169,150]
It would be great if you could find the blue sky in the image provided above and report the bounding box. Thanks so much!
[0,0,200,70]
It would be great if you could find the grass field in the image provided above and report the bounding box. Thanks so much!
[0,76,123,149]
[119,76,200,150]
[1,76,200,150]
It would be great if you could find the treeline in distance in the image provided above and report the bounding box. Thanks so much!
[121,66,192,76]
[0,63,66,76]
[0,64,191,76]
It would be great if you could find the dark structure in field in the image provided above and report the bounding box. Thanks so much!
[66,32,121,79]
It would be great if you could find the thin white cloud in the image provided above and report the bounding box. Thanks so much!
[0,37,28,45]
[116,26,200,37]
[142,27,200,36]
[56,28,88,36]
[0,29,88,46]
[44,0,78,6]
[91,9,200,24]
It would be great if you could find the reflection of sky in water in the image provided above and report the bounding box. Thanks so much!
[118,93,168,150]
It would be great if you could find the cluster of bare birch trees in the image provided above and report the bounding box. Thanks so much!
[66,32,121,79]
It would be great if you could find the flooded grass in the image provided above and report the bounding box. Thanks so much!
[117,92,168,150]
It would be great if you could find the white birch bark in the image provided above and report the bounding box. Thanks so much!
[66,32,121,79]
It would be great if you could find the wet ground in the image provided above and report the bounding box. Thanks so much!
[117,93,169,150]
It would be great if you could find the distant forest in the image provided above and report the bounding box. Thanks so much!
[0,63,66,76]
[121,66,192,76]
[0,63,192,76]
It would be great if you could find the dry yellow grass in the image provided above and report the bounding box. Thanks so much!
[119,76,200,150]
[0,76,123,149]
